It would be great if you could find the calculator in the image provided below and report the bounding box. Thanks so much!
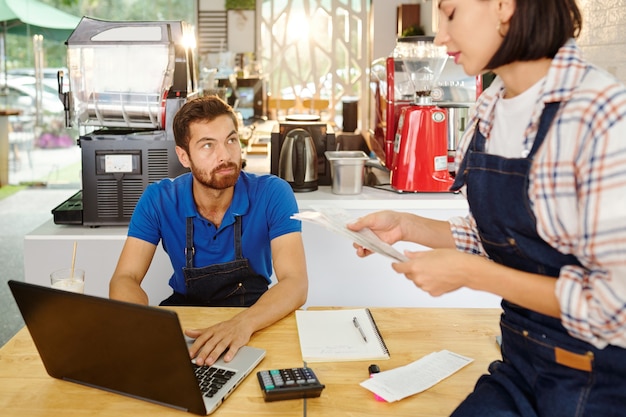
[257,367,325,401]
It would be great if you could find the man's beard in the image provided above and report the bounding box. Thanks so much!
[190,160,242,190]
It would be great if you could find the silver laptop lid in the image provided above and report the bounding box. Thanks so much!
[8,280,265,415]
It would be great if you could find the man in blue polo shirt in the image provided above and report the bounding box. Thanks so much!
[109,95,308,366]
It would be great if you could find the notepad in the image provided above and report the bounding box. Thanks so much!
[295,308,390,362]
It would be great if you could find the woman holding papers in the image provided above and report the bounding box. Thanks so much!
[349,1,626,416]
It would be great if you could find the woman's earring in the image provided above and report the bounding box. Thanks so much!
[496,21,505,37]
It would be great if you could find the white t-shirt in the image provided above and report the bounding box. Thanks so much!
[489,77,545,158]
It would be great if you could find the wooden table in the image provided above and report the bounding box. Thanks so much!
[305,308,502,417]
[0,307,304,417]
[0,307,502,417]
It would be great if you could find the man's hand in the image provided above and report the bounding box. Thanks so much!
[185,315,255,365]
[186,232,308,366]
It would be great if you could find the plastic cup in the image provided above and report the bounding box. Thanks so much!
[50,268,85,294]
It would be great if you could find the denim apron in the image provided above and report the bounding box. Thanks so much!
[160,216,268,307]
[449,102,626,416]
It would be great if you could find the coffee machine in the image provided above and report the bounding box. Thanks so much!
[52,17,196,226]
[369,36,481,192]
[390,37,451,192]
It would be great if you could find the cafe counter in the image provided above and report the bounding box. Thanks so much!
[23,186,501,308]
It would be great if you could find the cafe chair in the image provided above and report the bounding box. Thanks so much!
[302,98,330,117]
[268,97,296,120]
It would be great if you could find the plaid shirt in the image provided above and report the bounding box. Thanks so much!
[449,39,626,349]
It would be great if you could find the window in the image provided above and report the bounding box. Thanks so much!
[259,0,371,126]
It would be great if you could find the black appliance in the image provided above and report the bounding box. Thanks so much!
[53,17,196,226]
[216,77,267,121]
[270,120,336,189]
[277,128,319,192]
[78,130,186,226]
[235,77,267,121]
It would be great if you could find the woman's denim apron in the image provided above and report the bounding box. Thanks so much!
[449,102,626,416]
[160,216,268,307]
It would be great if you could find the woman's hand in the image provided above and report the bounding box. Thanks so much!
[392,249,479,296]
[347,210,405,257]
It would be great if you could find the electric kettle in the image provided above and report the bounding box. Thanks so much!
[278,128,318,192]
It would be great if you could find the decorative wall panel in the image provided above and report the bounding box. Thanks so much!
[258,0,371,126]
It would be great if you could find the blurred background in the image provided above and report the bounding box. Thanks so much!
[1,0,195,188]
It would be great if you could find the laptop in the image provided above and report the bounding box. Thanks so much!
[8,280,266,415]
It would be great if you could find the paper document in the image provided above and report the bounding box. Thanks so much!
[292,206,409,262]
[359,350,473,402]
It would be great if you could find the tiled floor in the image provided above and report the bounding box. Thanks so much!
[0,187,79,347]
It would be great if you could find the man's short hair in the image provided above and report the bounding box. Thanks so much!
[172,95,239,153]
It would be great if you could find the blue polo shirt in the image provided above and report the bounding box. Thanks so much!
[128,171,302,294]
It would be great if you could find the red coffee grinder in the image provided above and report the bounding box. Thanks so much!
[390,37,453,192]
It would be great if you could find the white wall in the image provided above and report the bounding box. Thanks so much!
[578,0,626,83]
[198,0,224,10]
[371,0,429,60]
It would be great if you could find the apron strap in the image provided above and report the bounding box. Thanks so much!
[234,216,244,260]
[185,217,194,268]
[451,101,561,191]
[526,102,561,159]
[450,120,480,191]
[186,216,244,267]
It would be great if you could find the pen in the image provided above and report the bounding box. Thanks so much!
[353,316,368,342]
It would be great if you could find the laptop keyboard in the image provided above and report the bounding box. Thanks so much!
[194,365,236,398]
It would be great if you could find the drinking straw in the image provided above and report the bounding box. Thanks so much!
[70,241,77,278]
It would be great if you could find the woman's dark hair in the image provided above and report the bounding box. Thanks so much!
[172,95,239,153]
[486,0,582,69]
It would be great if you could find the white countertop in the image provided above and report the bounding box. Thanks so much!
[295,185,467,210]
[26,185,467,239]
[25,220,128,239]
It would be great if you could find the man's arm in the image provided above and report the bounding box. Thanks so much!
[109,236,158,305]
[186,231,308,365]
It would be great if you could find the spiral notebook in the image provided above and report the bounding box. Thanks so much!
[295,308,390,362]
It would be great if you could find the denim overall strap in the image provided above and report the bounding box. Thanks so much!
[452,102,580,276]
[185,216,244,268]
[233,216,244,260]
[185,217,194,268]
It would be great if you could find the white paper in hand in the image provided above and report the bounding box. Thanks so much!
[292,206,408,262]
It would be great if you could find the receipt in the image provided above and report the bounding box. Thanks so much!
[359,350,474,402]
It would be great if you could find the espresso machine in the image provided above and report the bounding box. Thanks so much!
[368,36,481,192]
[390,37,452,192]
[52,17,197,226]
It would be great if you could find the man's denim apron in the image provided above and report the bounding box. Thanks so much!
[160,216,268,307]
[449,102,626,416]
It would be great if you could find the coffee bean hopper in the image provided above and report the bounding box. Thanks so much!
[52,17,197,226]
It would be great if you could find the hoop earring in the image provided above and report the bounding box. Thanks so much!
[496,21,505,38]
